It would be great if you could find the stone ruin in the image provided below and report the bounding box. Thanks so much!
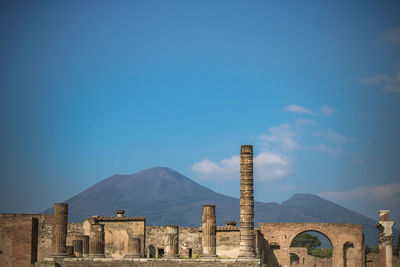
[0,145,398,267]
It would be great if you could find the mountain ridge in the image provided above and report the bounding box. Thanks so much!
[42,167,397,246]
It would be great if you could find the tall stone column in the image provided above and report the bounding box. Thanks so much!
[72,240,83,257]
[165,225,179,258]
[375,210,395,267]
[202,204,217,257]
[75,235,89,257]
[239,145,256,258]
[125,238,141,258]
[89,224,105,257]
[51,203,69,257]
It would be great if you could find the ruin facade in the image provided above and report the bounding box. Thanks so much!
[0,145,397,267]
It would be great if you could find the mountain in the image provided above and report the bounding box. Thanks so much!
[42,167,397,246]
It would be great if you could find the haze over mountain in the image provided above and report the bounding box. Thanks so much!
[43,167,397,246]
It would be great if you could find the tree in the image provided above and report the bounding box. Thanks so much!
[291,232,321,249]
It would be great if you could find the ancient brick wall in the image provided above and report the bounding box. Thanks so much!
[34,214,55,262]
[366,253,400,267]
[0,215,38,267]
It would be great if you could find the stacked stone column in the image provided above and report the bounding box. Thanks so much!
[51,203,69,257]
[239,145,256,258]
[375,210,395,267]
[125,238,141,258]
[165,225,179,258]
[89,224,105,257]
[202,205,217,257]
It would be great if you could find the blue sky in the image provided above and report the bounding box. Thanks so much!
[1,1,399,223]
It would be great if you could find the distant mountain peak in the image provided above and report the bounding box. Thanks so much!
[282,193,330,207]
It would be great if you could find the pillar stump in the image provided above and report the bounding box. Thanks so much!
[202,204,217,257]
[51,203,70,257]
[89,224,105,257]
[239,145,256,258]
[165,225,179,258]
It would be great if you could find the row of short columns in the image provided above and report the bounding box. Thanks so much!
[51,203,141,258]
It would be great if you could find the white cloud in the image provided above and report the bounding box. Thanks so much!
[295,119,316,126]
[191,152,290,182]
[314,130,356,143]
[259,124,298,151]
[192,123,296,182]
[314,144,342,155]
[318,183,400,202]
[359,72,400,93]
[320,106,335,116]
[284,105,313,115]
[382,28,400,44]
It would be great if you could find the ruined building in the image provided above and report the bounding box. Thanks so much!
[0,145,398,267]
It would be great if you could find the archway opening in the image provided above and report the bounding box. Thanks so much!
[290,231,333,267]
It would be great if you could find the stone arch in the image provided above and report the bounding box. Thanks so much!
[259,223,364,267]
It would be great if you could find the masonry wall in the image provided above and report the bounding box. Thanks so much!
[35,214,55,262]
[0,215,38,267]
[38,258,261,267]
[83,218,146,258]
[366,252,400,267]
[66,223,84,246]
[146,226,201,258]
[216,228,240,258]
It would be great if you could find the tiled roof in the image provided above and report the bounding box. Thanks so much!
[216,225,240,231]
[92,216,146,222]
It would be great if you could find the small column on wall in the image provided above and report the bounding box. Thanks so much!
[125,238,141,258]
[375,210,395,267]
[89,224,105,257]
[202,204,217,258]
[165,225,179,258]
[51,203,69,257]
